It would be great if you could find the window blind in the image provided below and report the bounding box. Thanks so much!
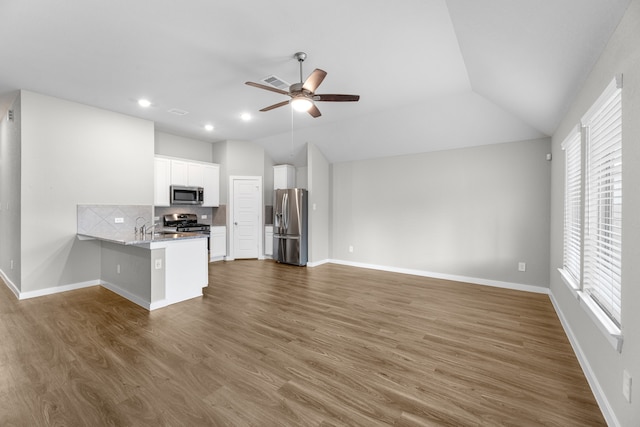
[582,76,623,326]
[562,128,582,286]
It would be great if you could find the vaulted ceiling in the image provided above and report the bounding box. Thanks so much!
[0,0,631,163]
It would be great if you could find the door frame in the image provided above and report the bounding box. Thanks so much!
[227,175,263,261]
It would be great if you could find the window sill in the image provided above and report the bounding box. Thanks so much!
[557,268,623,353]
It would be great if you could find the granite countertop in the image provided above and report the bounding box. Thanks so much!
[77,230,208,246]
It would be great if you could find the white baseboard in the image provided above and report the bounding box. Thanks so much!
[19,280,98,300]
[100,280,152,310]
[548,291,619,427]
[327,259,549,294]
[307,259,330,267]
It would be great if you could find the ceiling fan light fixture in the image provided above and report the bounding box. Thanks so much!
[291,96,313,112]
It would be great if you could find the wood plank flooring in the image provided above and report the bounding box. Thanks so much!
[0,260,605,426]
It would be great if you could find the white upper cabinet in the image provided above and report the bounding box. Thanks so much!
[154,156,220,207]
[274,164,296,189]
[154,157,171,206]
[187,162,205,188]
[202,164,220,207]
[170,160,189,186]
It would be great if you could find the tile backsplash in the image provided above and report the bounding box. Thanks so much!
[78,205,152,235]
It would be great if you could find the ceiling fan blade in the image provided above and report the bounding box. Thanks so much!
[308,104,321,118]
[260,100,290,112]
[245,81,289,96]
[302,69,327,93]
[314,94,360,102]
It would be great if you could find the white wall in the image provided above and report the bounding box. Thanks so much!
[212,140,265,204]
[296,166,308,189]
[549,1,640,425]
[331,138,551,288]
[211,139,228,202]
[154,131,213,162]
[0,93,21,289]
[307,144,330,264]
[20,91,155,293]
[264,150,275,208]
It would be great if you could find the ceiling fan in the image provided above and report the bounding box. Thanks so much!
[245,52,360,118]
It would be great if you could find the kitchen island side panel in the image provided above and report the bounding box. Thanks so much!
[101,241,154,304]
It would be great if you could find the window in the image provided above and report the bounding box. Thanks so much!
[582,76,623,326]
[560,75,623,350]
[562,127,582,287]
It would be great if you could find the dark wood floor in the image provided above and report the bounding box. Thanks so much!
[0,260,604,426]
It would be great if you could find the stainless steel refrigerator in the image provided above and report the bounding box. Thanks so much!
[273,188,308,266]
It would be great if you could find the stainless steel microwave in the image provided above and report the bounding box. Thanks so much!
[170,185,204,205]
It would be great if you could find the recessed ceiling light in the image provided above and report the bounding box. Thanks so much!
[241,113,251,121]
[204,124,214,131]
[138,99,151,108]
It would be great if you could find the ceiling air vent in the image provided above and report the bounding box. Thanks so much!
[261,75,290,90]
[167,108,189,116]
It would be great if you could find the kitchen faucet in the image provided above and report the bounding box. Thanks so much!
[135,216,147,235]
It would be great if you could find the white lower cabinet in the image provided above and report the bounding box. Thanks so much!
[265,226,273,257]
[210,226,226,261]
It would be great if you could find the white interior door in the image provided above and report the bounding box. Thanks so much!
[232,178,261,259]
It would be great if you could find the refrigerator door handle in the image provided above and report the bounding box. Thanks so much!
[283,192,289,230]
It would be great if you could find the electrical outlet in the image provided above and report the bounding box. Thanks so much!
[10,260,14,270]
[201,214,207,219]
[155,259,162,270]
[116,264,120,274]
[154,216,160,221]
[518,262,526,272]
[623,370,632,403]
[114,217,124,223]
[348,245,354,253]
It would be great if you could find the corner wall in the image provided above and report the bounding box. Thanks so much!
[0,93,21,291]
[307,143,330,264]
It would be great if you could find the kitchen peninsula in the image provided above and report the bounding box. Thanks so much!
[77,205,208,310]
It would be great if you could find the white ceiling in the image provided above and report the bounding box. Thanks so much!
[0,0,631,164]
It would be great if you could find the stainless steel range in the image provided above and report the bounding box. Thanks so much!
[163,213,210,232]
